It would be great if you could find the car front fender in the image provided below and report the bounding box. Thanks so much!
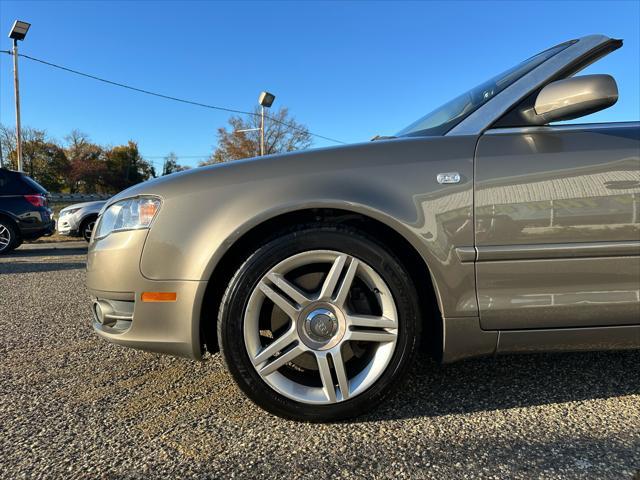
[139,136,479,318]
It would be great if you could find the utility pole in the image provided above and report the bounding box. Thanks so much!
[8,21,31,172]
[12,38,23,172]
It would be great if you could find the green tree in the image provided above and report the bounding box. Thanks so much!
[201,107,312,165]
[0,125,69,191]
[1,125,160,194]
[162,152,190,175]
[27,141,69,192]
[104,141,155,193]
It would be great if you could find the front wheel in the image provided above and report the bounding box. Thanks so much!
[218,226,421,421]
[80,217,97,242]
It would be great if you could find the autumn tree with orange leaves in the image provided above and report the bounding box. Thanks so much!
[202,107,312,165]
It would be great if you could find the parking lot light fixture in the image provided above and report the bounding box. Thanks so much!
[258,91,275,108]
[258,91,276,156]
[8,20,31,173]
[8,20,30,40]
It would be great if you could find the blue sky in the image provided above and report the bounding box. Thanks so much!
[0,0,638,169]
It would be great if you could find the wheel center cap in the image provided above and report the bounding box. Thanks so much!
[305,309,338,341]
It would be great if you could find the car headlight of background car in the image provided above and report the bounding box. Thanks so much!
[95,196,161,239]
[60,207,81,218]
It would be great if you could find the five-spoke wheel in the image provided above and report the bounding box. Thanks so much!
[81,217,97,242]
[218,226,420,421]
[245,250,399,404]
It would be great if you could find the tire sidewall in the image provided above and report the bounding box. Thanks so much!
[218,226,421,421]
[81,217,97,242]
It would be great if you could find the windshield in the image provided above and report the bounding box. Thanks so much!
[396,41,574,137]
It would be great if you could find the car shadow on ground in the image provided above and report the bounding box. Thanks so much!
[3,246,88,258]
[0,261,86,274]
[354,349,640,423]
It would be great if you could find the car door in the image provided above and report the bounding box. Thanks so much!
[474,122,640,330]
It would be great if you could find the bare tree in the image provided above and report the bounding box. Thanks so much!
[201,107,312,165]
[1,124,17,168]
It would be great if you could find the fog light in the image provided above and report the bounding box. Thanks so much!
[93,300,116,327]
[94,302,104,324]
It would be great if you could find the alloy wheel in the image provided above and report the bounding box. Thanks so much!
[83,221,95,242]
[243,250,399,405]
[0,224,12,252]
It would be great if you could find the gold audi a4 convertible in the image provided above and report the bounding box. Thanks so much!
[87,35,639,421]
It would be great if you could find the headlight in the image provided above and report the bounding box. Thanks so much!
[95,196,161,239]
[60,207,81,217]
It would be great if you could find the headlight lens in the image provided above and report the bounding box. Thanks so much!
[60,207,81,217]
[95,196,161,239]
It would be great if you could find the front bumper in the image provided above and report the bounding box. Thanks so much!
[86,229,207,359]
[57,215,79,236]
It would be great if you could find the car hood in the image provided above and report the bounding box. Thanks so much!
[106,138,420,204]
[61,200,107,213]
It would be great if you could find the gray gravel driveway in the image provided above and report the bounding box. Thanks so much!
[1,242,638,479]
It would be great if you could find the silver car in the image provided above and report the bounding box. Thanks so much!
[58,200,106,242]
[86,35,639,421]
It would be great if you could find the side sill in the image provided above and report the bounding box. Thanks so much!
[441,320,640,363]
[497,325,640,354]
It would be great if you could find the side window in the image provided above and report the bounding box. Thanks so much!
[0,172,32,195]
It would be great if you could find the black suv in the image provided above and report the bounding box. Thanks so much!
[0,168,54,254]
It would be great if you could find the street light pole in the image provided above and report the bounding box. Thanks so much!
[258,91,275,157]
[260,105,265,157]
[12,38,23,172]
[8,20,31,173]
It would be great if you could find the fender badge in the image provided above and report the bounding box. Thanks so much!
[436,172,461,184]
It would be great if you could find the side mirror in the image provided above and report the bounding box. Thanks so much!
[533,74,618,124]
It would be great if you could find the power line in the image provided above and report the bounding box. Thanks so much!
[0,50,346,145]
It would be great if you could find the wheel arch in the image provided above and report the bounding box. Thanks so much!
[199,207,444,359]
[79,212,98,226]
[0,210,20,224]
[0,211,20,236]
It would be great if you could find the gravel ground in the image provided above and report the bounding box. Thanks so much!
[1,242,639,479]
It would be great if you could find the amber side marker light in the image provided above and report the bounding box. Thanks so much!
[141,292,177,302]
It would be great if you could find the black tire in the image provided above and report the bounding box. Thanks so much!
[80,216,97,242]
[0,219,19,254]
[217,225,421,422]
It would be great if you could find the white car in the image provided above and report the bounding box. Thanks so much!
[57,200,107,242]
